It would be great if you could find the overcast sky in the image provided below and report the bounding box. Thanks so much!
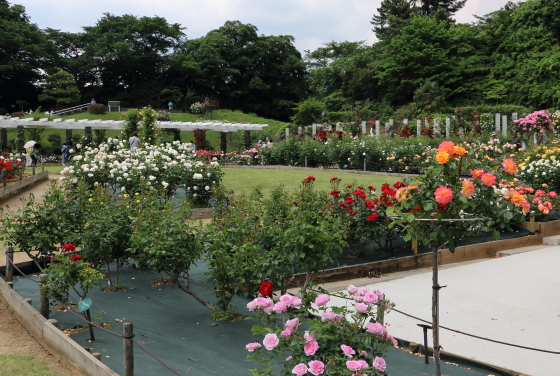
[19,0,512,53]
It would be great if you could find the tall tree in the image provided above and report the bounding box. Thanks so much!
[175,21,308,121]
[38,71,81,110]
[371,0,417,41]
[82,13,185,106]
[414,0,467,19]
[0,0,55,112]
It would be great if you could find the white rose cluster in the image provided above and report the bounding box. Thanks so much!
[62,139,223,200]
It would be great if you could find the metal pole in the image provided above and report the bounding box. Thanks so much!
[5,246,13,282]
[39,274,49,319]
[85,309,95,341]
[124,322,134,376]
[417,324,431,364]
[432,246,441,375]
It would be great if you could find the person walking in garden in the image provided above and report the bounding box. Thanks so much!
[30,143,39,166]
[168,101,174,110]
[129,132,141,153]
[61,142,70,167]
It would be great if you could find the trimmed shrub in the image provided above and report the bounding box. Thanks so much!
[87,104,107,115]
[10,112,25,118]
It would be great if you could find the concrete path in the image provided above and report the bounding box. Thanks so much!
[324,246,560,376]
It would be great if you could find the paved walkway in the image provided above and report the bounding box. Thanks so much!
[322,246,560,376]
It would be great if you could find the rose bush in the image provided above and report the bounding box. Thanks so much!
[245,285,395,376]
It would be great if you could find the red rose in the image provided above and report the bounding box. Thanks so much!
[259,281,273,296]
[62,244,76,253]
[292,201,298,205]
[331,177,338,181]
[330,190,340,197]
[308,176,316,181]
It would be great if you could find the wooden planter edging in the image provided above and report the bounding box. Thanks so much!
[0,170,49,203]
[515,218,560,237]
[0,277,118,376]
[296,232,544,284]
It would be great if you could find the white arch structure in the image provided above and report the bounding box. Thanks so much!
[0,117,268,132]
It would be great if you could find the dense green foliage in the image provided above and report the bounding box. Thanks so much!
[2,0,560,123]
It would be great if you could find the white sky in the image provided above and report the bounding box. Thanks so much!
[18,0,511,53]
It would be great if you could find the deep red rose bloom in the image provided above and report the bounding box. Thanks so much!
[292,201,298,205]
[62,244,76,253]
[330,190,340,197]
[308,176,316,181]
[347,185,353,188]
[259,281,273,296]
[367,213,379,221]
[331,177,338,181]
[358,186,364,189]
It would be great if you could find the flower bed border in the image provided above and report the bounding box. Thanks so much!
[294,230,546,284]
[0,170,49,203]
[0,276,118,376]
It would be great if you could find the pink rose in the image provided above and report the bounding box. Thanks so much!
[281,326,294,338]
[308,360,325,375]
[347,284,359,294]
[304,331,316,342]
[547,191,558,198]
[353,295,364,302]
[373,357,386,372]
[280,294,294,306]
[359,288,369,296]
[274,302,288,312]
[321,311,341,322]
[314,295,330,307]
[263,333,279,350]
[292,363,308,376]
[256,297,273,308]
[247,299,258,311]
[340,344,355,357]
[387,335,398,346]
[245,342,261,352]
[291,296,302,308]
[374,289,384,298]
[285,318,300,328]
[286,356,293,361]
[366,322,386,336]
[357,360,368,370]
[359,350,367,357]
[354,302,368,313]
[362,292,378,304]
[304,340,319,356]
[346,360,362,372]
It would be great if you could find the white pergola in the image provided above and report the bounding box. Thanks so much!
[0,117,268,132]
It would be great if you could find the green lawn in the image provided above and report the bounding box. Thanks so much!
[0,354,64,376]
[221,168,401,197]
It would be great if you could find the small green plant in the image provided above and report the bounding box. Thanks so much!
[87,104,107,115]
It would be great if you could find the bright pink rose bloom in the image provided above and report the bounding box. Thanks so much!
[321,311,341,322]
[315,295,330,307]
[308,360,325,375]
[547,191,558,198]
[357,360,368,370]
[340,344,355,357]
[245,342,261,352]
[285,318,300,328]
[362,292,378,304]
[279,294,294,306]
[434,185,453,204]
[281,326,294,338]
[353,295,364,302]
[354,302,368,313]
[256,297,273,308]
[535,189,546,197]
[374,289,384,298]
[292,363,308,376]
[359,288,369,295]
[373,357,387,372]
[304,331,316,342]
[347,284,359,294]
[263,333,279,350]
[366,322,386,336]
[274,302,288,312]
[246,299,258,311]
[346,360,363,372]
[304,340,319,356]
[388,335,398,346]
[291,296,302,308]
[480,172,497,187]
[263,305,274,315]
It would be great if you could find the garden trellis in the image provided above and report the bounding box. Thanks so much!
[0,117,268,153]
